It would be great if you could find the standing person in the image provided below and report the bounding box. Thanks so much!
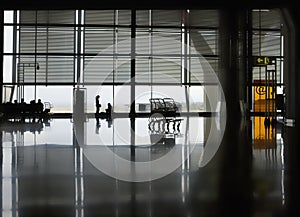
[37,99,44,113]
[95,95,101,114]
[37,99,44,122]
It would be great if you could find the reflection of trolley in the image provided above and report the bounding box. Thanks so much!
[148,116,183,134]
[149,97,178,116]
[148,97,182,149]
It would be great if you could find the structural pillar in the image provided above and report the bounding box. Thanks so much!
[130,9,136,157]
[130,9,136,117]
[0,10,4,103]
[217,8,252,217]
[282,7,300,217]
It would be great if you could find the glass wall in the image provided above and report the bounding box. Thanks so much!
[3,10,222,112]
[251,9,284,113]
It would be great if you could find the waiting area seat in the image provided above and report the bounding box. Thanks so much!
[0,100,52,122]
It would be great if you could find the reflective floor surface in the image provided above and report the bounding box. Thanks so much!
[0,115,299,217]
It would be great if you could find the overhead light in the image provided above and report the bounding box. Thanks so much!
[252,9,270,12]
[36,63,40,70]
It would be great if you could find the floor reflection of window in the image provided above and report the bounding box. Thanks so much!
[2,138,18,217]
[75,147,84,217]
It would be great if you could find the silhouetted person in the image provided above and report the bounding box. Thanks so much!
[105,103,112,118]
[37,99,44,113]
[12,99,18,119]
[20,98,26,109]
[20,98,27,122]
[37,99,44,122]
[95,95,101,114]
[29,99,36,122]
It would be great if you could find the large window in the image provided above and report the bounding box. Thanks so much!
[251,9,284,113]
[3,9,221,112]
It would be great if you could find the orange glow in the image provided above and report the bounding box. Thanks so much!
[253,116,276,149]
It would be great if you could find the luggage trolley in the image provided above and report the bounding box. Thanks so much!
[148,97,182,134]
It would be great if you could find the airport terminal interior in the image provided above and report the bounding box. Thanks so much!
[0,2,300,217]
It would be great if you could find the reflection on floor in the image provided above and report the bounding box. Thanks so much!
[0,115,298,217]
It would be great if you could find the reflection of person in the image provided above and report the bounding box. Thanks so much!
[107,119,112,128]
[96,116,101,134]
[95,95,101,114]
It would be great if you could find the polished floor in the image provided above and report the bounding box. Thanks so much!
[0,115,299,217]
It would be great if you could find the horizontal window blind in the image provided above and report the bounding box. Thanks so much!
[19,26,35,53]
[84,28,114,53]
[117,10,131,25]
[84,10,131,25]
[136,10,220,27]
[136,30,152,55]
[136,57,182,84]
[136,10,150,26]
[46,56,74,82]
[18,10,75,83]
[151,29,181,54]
[84,10,115,25]
[152,10,182,26]
[190,30,218,56]
[19,27,74,53]
[18,56,37,83]
[83,57,130,83]
[47,28,75,53]
[190,57,219,83]
[114,28,131,54]
[115,58,130,82]
[189,10,219,27]
[136,29,182,55]
[135,28,182,83]
[20,10,75,24]
[136,58,150,83]
[84,28,130,54]
[18,56,46,83]
[152,57,181,83]
[252,32,281,56]
[16,9,221,86]
[18,56,74,83]
[252,9,281,29]
[83,57,114,83]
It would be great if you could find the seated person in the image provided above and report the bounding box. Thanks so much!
[105,103,112,121]
[20,98,28,114]
[105,103,112,116]
[36,99,44,114]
